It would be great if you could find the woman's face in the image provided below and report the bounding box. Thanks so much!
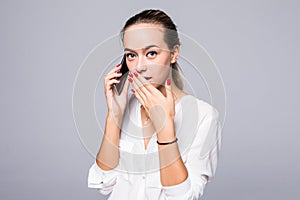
[123,23,178,88]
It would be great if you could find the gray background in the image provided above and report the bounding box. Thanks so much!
[1,0,299,199]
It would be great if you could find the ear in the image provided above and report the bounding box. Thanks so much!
[170,45,180,64]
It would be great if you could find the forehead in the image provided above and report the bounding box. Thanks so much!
[123,23,169,50]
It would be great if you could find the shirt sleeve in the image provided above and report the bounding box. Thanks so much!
[162,105,222,200]
[87,160,119,195]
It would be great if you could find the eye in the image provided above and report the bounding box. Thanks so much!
[146,51,157,58]
[126,53,136,60]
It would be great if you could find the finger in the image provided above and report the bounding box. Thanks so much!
[107,63,122,76]
[131,88,145,106]
[131,72,152,97]
[134,72,155,91]
[105,71,123,82]
[106,79,121,90]
[134,71,167,97]
[133,72,152,87]
[128,76,147,102]
[165,78,173,101]
[105,79,121,95]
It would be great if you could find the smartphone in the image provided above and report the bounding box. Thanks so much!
[114,55,129,95]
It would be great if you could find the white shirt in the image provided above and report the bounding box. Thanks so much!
[88,94,222,200]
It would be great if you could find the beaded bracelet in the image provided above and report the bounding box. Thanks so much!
[157,137,178,145]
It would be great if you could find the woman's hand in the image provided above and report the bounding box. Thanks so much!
[104,64,130,123]
[128,72,175,133]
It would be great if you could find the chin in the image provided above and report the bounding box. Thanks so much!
[150,82,160,87]
[149,80,165,89]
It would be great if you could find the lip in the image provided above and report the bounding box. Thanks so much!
[144,77,152,80]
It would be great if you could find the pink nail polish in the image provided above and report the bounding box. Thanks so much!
[131,88,135,93]
[128,78,133,83]
[134,72,138,77]
[129,73,133,78]
[116,63,121,67]
[167,79,171,86]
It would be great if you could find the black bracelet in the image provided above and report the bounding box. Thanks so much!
[157,137,178,145]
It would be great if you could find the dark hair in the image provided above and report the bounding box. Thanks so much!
[120,9,184,90]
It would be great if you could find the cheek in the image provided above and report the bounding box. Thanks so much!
[155,53,171,66]
[151,67,170,82]
[127,65,134,72]
[126,60,137,71]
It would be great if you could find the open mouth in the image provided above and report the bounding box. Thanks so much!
[144,77,152,80]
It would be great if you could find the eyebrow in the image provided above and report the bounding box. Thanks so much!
[124,45,160,52]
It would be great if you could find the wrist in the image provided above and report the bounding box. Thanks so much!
[157,118,176,142]
[157,137,178,145]
[107,110,124,120]
[106,112,123,127]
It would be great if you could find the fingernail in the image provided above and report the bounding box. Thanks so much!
[128,78,133,83]
[134,72,138,77]
[129,73,133,78]
[117,72,122,74]
[167,79,171,86]
[131,88,135,93]
[116,63,121,67]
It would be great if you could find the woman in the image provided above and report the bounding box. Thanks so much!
[88,9,221,200]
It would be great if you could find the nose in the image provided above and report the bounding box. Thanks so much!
[136,56,147,73]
